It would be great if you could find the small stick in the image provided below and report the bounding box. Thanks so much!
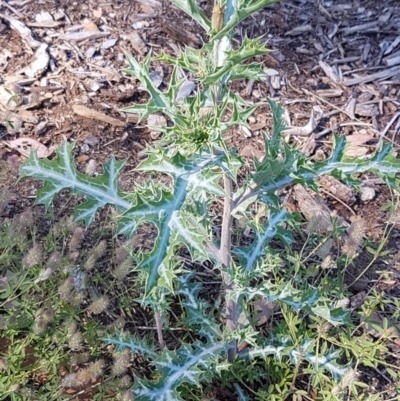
[0,1,23,17]
[245,79,254,96]
[302,88,377,131]
[155,309,165,351]
[380,112,400,143]
[320,188,355,215]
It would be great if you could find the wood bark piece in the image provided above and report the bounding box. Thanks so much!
[384,55,400,67]
[355,103,379,117]
[292,184,333,233]
[121,31,147,54]
[342,21,379,35]
[316,89,343,97]
[26,21,62,28]
[316,176,356,205]
[285,24,313,36]
[384,36,400,55]
[319,60,340,83]
[59,31,110,41]
[343,132,375,158]
[72,105,125,127]
[343,66,400,86]
[0,13,41,48]
[282,110,316,136]
[25,43,50,78]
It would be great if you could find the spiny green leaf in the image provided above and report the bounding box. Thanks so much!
[169,0,211,33]
[202,37,270,85]
[118,151,226,294]
[214,0,280,40]
[236,102,400,210]
[133,341,228,401]
[311,305,351,326]
[228,63,266,81]
[292,339,350,382]
[176,274,223,341]
[18,142,130,225]
[220,101,259,131]
[228,280,320,312]
[123,52,180,122]
[240,336,350,382]
[103,333,157,360]
[233,208,291,274]
[234,383,250,401]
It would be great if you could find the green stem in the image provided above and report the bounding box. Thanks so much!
[220,174,237,361]
[213,0,238,362]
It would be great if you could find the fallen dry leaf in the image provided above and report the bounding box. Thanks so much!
[344,133,376,158]
[345,133,376,146]
[360,311,399,339]
[254,298,274,325]
[239,144,264,161]
[5,137,52,158]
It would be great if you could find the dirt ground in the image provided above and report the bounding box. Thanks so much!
[1,0,400,399]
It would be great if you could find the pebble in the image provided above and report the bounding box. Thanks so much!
[271,75,281,89]
[361,187,376,201]
[132,21,148,30]
[84,134,100,146]
[81,144,90,153]
[86,46,96,58]
[102,38,117,49]
[264,68,279,76]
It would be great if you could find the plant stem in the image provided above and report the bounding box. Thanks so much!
[220,173,237,361]
[155,309,165,351]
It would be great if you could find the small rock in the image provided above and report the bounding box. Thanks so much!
[240,145,264,161]
[241,126,252,138]
[176,80,196,102]
[139,70,162,90]
[84,134,100,146]
[149,70,163,88]
[102,38,117,49]
[271,49,285,62]
[132,21,147,30]
[81,144,90,153]
[86,46,96,58]
[35,121,48,135]
[85,79,101,92]
[264,68,279,76]
[85,159,97,175]
[361,187,375,201]
[138,150,147,160]
[271,75,281,89]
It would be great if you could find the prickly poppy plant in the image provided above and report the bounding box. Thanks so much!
[19,0,400,399]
